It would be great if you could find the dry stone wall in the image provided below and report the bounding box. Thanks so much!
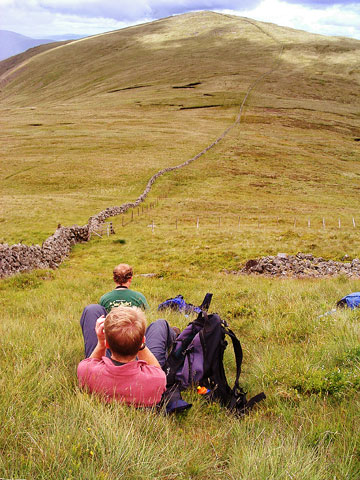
[0,101,252,279]
[0,159,223,278]
[0,142,203,278]
[0,45,284,279]
[0,225,90,278]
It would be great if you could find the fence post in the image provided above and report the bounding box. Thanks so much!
[196,217,199,229]
[338,218,341,229]
[322,217,325,229]
[308,219,311,228]
[353,217,356,228]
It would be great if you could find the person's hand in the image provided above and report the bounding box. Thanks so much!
[89,316,106,359]
[95,316,106,347]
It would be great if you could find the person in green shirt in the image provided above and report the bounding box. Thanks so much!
[99,263,149,313]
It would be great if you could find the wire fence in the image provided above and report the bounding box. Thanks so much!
[103,200,359,235]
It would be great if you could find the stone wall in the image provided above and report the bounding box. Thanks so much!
[0,55,283,279]
[0,164,200,278]
[0,126,234,279]
[0,160,180,278]
[0,225,89,278]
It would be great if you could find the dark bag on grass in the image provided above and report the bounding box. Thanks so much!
[158,293,213,315]
[337,292,360,309]
[163,310,265,415]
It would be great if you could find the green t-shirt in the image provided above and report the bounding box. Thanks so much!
[99,287,149,313]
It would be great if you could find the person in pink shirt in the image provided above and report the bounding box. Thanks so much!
[77,305,173,407]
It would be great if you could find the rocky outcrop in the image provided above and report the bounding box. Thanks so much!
[238,253,360,278]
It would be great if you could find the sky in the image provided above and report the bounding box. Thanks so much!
[1,0,359,41]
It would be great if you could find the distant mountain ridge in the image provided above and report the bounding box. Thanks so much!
[0,30,85,61]
[43,34,87,41]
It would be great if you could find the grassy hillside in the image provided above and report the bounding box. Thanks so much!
[1,11,359,245]
[1,11,360,479]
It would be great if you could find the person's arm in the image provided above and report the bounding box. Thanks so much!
[137,344,161,368]
[90,316,106,360]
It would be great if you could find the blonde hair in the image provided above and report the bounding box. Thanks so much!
[113,263,133,285]
[104,305,146,357]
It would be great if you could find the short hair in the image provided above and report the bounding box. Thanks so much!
[113,263,133,285]
[104,306,146,357]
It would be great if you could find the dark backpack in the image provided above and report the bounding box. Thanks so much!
[162,310,265,415]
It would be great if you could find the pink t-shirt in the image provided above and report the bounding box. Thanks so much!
[77,356,166,407]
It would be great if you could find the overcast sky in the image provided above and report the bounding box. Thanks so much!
[1,0,359,40]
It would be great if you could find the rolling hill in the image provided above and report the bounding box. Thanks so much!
[1,11,359,248]
[1,12,360,480]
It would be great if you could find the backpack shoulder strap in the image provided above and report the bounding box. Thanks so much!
[224,326,266,414]
[163,314,205,387]
[199,293,213,312]
[224,327,243,389]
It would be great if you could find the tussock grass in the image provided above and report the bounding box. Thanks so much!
[1,234,360,478]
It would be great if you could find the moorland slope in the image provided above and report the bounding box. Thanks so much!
[1,11,359,248]
[1,12,360,480]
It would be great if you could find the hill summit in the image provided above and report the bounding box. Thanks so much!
[1,11,359,106]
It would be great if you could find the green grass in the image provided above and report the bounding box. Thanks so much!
[1,13,359,244]
[1,10,360,479]
[1,246,360,479]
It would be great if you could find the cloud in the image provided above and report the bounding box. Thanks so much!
[285,0,358,5]
[1,0,359,39]
[223,0,360,38]
[5,0,262,22]
[0,1,134,36]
